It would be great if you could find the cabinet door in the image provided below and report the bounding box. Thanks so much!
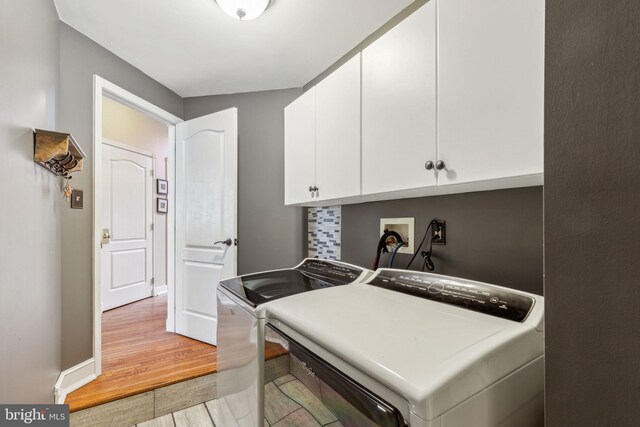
[284,87,316,205]
[315,54,361,201]
[437,0,544,185]
[362,1,437,195]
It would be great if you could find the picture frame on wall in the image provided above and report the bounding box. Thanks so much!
[157,197,168,214]
[157,178,168,195]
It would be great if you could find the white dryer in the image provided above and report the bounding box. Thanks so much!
[262,269,544,427]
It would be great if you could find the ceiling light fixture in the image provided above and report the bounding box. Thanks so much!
[216,0,270,21]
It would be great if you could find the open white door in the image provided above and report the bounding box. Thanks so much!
[101,143,154,311]
[175,108,238,345]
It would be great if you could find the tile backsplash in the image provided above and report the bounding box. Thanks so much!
[307,206,341,260]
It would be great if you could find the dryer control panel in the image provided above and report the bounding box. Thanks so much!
[297,259,364,284]
[369,270,535,322]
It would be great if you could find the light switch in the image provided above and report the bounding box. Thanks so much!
[71,189,83,209]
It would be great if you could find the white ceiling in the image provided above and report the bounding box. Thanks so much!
[54,0,414,97]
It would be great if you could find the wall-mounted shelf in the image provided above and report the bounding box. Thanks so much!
[34,129,86,178]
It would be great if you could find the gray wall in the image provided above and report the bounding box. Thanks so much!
[342,187,543,295]
[0,0,61,403]
[184,89,306,274]
[545,1,640,425]
[58,24,184,369]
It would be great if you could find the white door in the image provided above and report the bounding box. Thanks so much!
[315,53,362,201]
[175,108,237,345]
[362,0,437,195]
[437,0,544,185]
[284,87,316,205]
[101,143,154,311]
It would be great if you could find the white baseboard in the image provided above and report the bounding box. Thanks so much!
[54,358,97,404]
[154,284,168,296]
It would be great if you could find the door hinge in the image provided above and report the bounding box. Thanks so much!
[150,169,154,176]
[150,223,154,231]
[151,277,155,285]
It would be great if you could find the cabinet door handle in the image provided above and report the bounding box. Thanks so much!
[312,186,319,192]
[309,185,314,192]
[435,160,446,170]
[425,161,434,170]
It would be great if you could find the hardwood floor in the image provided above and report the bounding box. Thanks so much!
[65,295,217,412]
[65,294,289,413]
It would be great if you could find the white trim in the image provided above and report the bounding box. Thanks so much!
[166,126,176,333]
[233,109,239,278]
[102,138,156,159]
[93,78,102,375]
[152,155,157,301]
[99,77,182,126]
[54,358,97,404]
[93,75,182,380]
[154,284,168,296]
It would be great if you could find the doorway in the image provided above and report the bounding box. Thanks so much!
[91,76,238,379]
[101,94,172,312]
[58,76,239,411]
[93,76,182,376]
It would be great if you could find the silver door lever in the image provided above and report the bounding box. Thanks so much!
[214,238,233,247]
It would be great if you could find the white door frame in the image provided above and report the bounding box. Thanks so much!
[93,75,182,376]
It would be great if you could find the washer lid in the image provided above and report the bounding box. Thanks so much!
[219,259,369,308]
[265,279,543,421]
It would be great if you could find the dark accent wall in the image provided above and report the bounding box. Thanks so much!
[342,187,543,295]
[544,1,640,425]
[58,23,184,369]
[183,89,306,275]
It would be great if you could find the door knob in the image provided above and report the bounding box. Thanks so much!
[214,238,233,247]
[102,229,111,245]
[425,161,434,170]
[435,160,446,170]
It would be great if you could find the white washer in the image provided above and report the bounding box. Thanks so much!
[264,268,544,427]
[215,258,371,427]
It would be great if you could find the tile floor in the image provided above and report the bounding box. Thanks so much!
[133,374,342,427]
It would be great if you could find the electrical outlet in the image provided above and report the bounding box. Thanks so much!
[380,218,415,254]
[431,220,446,245]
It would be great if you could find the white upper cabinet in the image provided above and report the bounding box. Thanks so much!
[283,0,543,206]
[284,87,316,205]
[437,0,544,185]
[315,54,362,201]
[362,0,437,195]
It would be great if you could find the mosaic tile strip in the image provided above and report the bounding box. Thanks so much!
[307,206,341,260]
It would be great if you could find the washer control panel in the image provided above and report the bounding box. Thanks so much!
[368,270,534,322]
[297,259,364,284]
